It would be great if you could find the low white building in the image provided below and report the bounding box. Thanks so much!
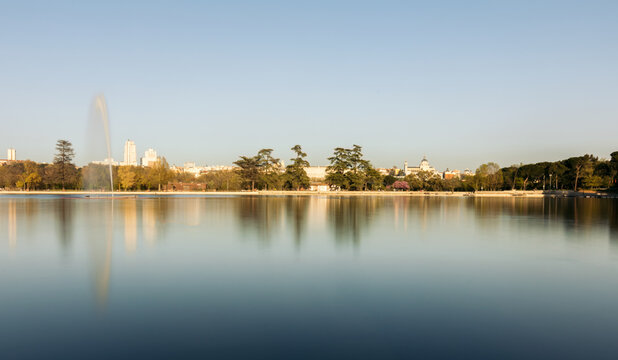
[304,166,328,180]
[92,158,119,166]
[309,183,330,191]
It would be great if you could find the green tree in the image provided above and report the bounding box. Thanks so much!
[257,149,283,190]
[475,162,503,191]
[149,157,173,191]
[54,139,76,189]
[325,147,350,189]
[383,175,396,188]
[610,151,618,188]
[284,145,311,190]
[118,166,137,190]
[325,145,374,190]
[198,170,242,191]
[567,155,594,191]
[16,161,42,191]
[234,155,261,190]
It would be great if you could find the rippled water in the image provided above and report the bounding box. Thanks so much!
[1,195,618,359]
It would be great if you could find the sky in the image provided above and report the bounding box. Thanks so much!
[1,0,617,170]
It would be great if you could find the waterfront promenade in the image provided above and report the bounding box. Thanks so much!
[0,190,615,198]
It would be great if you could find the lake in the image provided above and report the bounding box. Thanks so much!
[1,195,618,359]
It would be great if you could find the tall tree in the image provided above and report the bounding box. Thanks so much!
[325,145,375,190]
[285,145,310,190]
[149,157,173,191]
[257,149,283,190]
[567,155,594,191]
[54,139,75,190]
[234,155,261,191]
[325,147,350,189]
[610,151,618,188]
[118,166,137,190]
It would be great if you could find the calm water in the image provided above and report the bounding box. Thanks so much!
[1,195,618,359]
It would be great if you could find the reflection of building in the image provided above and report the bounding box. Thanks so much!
[141,148,158,167]
[8,200,16,248]
[124,200,137,252]
[123,140,137,166]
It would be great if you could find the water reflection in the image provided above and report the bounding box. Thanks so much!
[327,197,383,246]
[123,200,137,252]
[56,199,73,251]
[84,200,114,307]
[2,196,618,307]
[285,196,310,248]
[7,200,16,248]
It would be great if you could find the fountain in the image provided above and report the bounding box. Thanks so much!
[93,95,114,194]
[88,94,114,307]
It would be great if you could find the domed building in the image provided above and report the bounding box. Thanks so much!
[403,156,441,177]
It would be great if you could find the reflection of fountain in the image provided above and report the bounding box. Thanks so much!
[87,200,114,308]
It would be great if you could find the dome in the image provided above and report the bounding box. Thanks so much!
[419,156,430,170]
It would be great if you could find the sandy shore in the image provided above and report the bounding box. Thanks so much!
[0,190,614,198]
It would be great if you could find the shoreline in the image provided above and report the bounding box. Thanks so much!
[0,190,615,198]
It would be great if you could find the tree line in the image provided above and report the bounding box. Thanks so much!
[1,140,616,192]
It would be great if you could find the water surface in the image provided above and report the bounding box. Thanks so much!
[1,196,618,359]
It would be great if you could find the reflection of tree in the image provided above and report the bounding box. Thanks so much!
[285,196,309,248]
[327,197,383,246]
[470,197,618,240]
[235,196,284,243]
[55,199,73,251]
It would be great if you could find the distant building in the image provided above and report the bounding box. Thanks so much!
[7,148,16,161]
[377,168,390,176]
[123,140,137,166]
[443,169,461,180]
[404,156,441,178]
[309,183,331,191]
[304,166,328,180]
[92,158,119,166]
[141,148,158,167]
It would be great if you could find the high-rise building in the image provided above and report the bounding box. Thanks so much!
[141,148,158,167]
[123,140,137,166]
[7,148,15,161]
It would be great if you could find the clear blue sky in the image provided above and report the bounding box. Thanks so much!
[1,0,617,170]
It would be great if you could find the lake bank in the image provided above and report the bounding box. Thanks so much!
[0,190,615,198]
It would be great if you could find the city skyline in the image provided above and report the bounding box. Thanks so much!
[2,1,618,170]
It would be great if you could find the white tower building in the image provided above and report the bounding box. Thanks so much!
[123,140,137,166]
[141,148,158,167]
[7,148,15,161]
